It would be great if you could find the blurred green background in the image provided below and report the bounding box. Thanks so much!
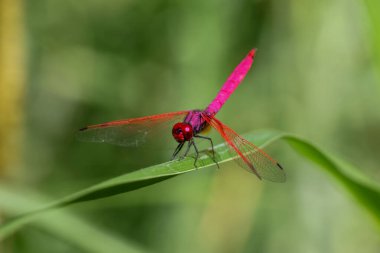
[1,0,380,252]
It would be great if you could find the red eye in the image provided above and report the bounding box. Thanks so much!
[172,123,193,143]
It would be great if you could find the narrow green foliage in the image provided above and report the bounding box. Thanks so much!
[0,187,147,253]
[1,130,380,241]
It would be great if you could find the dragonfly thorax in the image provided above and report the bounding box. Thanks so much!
[172,122,194,143]
[184,110,208,133]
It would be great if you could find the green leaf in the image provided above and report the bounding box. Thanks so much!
[284,135,380,223]
[363,0,380,80]
[1,130,380,240]
[0,186,147,252]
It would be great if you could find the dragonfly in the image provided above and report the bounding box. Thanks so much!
[78,49,285,182]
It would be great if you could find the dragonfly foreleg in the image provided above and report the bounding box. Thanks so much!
[194,135,219,168]
[177,140,199,168]
[182,141,192,157]
[171,142,184,160]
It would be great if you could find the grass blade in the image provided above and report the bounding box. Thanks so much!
[1,130,380,240]
[0,186,147,252]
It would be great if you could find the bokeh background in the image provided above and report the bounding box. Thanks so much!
[1,0,380,252]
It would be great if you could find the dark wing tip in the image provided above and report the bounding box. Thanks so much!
[248,163,262,180]
[277,162,284,170]
[79,127,88,131]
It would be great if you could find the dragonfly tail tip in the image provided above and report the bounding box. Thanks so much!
[79,127,88,131]
[248,48,257,58]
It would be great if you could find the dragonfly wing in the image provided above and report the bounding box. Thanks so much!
[203,115,286,182]
[77,111,190,147]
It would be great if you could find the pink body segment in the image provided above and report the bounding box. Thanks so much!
[205,49,256,116]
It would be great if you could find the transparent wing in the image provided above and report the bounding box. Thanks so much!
[77,111,190,147]
[203,115,286,182]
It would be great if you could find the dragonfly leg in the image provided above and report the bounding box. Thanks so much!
[191,139,199,168]
[171,142,184,160]
[178,140,199,168]
[182,141,192,157]
[178,141,193,161]
[194,135,220,168]
[175,138,200,168]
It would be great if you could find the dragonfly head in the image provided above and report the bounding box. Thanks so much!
[172,122,193,143]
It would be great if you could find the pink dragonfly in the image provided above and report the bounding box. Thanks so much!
[78,49,285,182]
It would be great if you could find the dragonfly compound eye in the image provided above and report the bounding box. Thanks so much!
[172,122,193,143]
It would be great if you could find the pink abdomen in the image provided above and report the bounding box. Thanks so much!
[204,49,256,116]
